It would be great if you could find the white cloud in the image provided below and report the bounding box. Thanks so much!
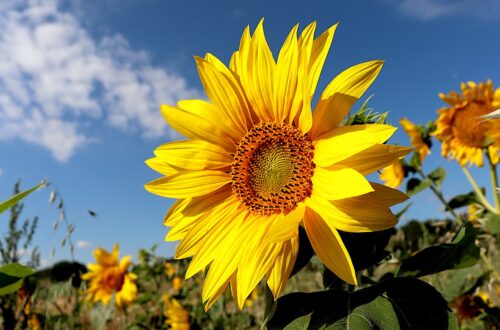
[76,240,92,249]
[385,0,500,20]
[0,0,200,161]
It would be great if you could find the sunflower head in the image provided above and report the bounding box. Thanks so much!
[145,19,411,310]
[82,244,137,307]
[433,80,500,167]
[400,118,430,162]
[162,294,191,330]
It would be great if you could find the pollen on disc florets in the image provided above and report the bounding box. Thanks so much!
[231,122,315,215]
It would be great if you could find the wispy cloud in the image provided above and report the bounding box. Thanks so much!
[0,0,200,161]
[384,0,500,20]
[76,240,92,249]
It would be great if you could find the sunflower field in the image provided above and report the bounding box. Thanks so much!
[1,17,500,330]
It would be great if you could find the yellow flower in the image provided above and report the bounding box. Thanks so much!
[145,20,410,309]
[433,80,500,167]
[244,287,260,308]
[172,276,183,291]
[82,244,137,308]
[399,118,430,161]
[162,294,190,330]
[165,262,176,278]
[468,204,479,222]
[27,314,42,330]
[380,161,405,188]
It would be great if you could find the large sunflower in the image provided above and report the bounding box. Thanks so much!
[145,20,411,309]
[433,80,500,167]
[82,244,137,308]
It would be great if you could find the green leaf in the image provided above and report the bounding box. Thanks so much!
[447,190,485,209]
[484,212,500,235]
[397,222,480,278]
[395,203,412,219]
[267,277,458,330]
[427,167,446,188]
[406,178,431,196]
[0,180,46,215]
[0,263,35,295]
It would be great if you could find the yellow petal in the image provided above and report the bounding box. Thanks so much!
[369,182,408,206]
[175,197,240,259]
[119,255,132,272]
[144,170,230,199]
[310,60,384,140]
[303,207,357,285]
[266,237,298,299]
[165,188,232,241]
[312,166,374,200]
[145,157,178,176]
[163,199,190,227]
[177,99,242,145]
[237,19,276,121]
[337,144,413,175]
[154,140,232,170]
[185,208,246,278]
[307,192,397,233]
[202,222,248,303]
[204,280,230,311]
[195,56,250,132]
[266,204,304,242]
[307,23,338,99]
[236,218,282,309]
[313,125,381,167]
[160,104,235,151]
[274,24,299,122]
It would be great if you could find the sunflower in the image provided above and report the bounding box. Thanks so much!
[82,244,137,307]
[433,80,500,167]
[379,160,405,188]
[400,118,430,161]
[162,294,191,330]
[145,20,411,309]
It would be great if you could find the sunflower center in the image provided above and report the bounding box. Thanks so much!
[231,122,314,215]
[452,101,493,148]
[102,267,125,292]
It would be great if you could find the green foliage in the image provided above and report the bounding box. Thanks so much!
[0,263,35,296]
[447,190,485,209]
[344,95,389,126]
[397,222,480,278]
[0,180,45,215]
[406,178,432,196]
[484,213,500,235]
[267,277,458,330]
[428,167,446,188]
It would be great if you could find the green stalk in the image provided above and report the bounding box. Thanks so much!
[486,153,500,212]
[416,169,458,219]
[461,166,498,214]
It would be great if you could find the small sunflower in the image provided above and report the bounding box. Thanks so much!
[82,244,137,308]
[433,80,500,167]
[172,276,183,292]
[162,294,190,330]
[145,20,411,309]
[400,118,430,161]
[379,160,405,188]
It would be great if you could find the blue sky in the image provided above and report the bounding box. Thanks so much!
[0,0,499,267]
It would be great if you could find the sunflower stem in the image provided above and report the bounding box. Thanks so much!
[486,153,500,212]
[461,166,498,214]
[416,169,458,219]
